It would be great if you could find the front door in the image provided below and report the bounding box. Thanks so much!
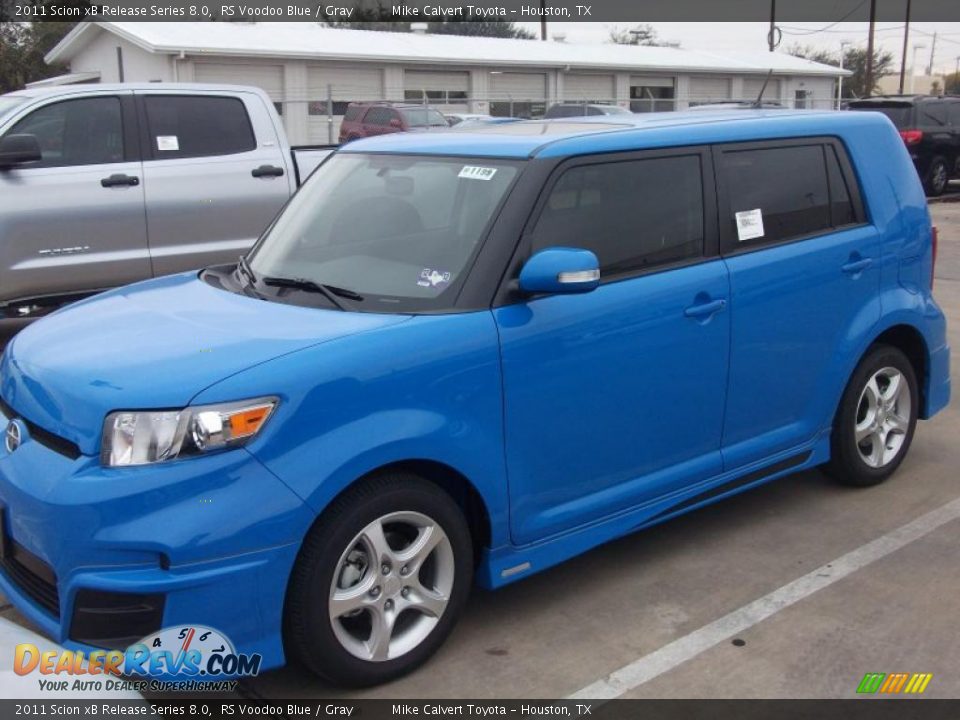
[0,93,150,308]
[495,149,730,545]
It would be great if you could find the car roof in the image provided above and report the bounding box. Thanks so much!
[340,109,895,159]
[3,82,272,100]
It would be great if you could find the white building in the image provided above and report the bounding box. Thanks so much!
[44,22,848,144]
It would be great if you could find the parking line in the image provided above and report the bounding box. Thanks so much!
[568,495,960,700]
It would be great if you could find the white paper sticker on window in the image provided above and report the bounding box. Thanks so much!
[156,135,179,152]
[458,166,497,181]
[735,208,765,241]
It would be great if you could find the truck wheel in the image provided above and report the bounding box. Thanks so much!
[285,473,473,687]
[924,156,948,197]
[826,344,918,487]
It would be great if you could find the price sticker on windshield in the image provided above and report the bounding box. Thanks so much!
[458,166,498,181]
[735,208,765,241]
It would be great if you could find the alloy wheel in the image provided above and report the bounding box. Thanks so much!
[328,511,455,662]
[854,366,912,469]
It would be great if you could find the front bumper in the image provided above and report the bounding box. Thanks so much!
[0,411,314,672]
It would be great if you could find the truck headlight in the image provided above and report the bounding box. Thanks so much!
[101,398,277,467]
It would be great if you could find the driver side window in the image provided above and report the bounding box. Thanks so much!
[8,96,124,168]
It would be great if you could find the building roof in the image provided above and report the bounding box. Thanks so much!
[340,109,887,159]
[47,21,849,78]
[25,71,101,88]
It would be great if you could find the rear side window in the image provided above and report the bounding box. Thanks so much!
[848,102,913,129]
[825,146,856,227]
[363,107,392,126]
[722,145,830,246]
[144,95,255,159]
[920,101,947,126]
[343,105,363,122]
[531,154,704,277]
[8,96,124,168]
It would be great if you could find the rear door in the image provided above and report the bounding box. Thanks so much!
[715,139,879,470]
[495,148,730,544]
[0,92,149,309]
[136,91,292,276]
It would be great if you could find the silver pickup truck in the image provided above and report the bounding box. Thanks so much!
[0,83,333,340]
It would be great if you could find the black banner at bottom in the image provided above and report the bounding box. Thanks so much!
[3,700,960,720]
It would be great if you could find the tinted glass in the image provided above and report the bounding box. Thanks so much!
[343,105,363,121]
[400,108,449,127]
[920,101,947,126]
[249,154,521,312]
[9,96,123,168]
[532,155,704,276]
[723,145,830,245]
[949,102,960,125]
[826,146,856,227]
[144,95,255,159]
[848,102,913,128]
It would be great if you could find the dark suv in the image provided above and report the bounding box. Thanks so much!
[848,95,960,196]
[338,102,450,143]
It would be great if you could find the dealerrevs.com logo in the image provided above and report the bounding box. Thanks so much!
[14,625,262,693]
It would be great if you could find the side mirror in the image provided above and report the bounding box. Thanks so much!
[389,118,403,129]
[519,247,600,295]
[0,134,42,168]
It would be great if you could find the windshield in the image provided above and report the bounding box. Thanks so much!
[0,97,27,122]
[848,102,913,128]
[248,153,522,312]
[401,108,450,127]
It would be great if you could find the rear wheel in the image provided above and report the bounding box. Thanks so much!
[826,345,918,487]
[924,156,948,197]
[285,473,473,687]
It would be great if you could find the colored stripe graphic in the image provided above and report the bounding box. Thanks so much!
[857,673,885,694]
[857,672,932,694]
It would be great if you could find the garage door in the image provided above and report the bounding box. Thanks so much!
[306,65,384,143]
[489,72,547,118]
[562,73,616,103]
[689,76,731,105]
[743,77,781,102]
[404,70,469,111]
[194,62,283,101]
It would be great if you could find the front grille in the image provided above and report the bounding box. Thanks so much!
[0,395,82,460]
[0,540,60,618]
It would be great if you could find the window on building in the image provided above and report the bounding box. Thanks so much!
[531,154,704,277]
[722,145,831,245]
[630,86,675,113]
[144,95,255,159]
[8,96,124,168]
[403,89,469,106]
[490,101,546,119]
[794,90,809,109]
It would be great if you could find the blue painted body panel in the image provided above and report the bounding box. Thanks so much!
[0,109,949,672]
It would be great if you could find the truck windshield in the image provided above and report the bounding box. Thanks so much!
[401,108,450,127]
[248,153,522,312]
[0,97,26,121]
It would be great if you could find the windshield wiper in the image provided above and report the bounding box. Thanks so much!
[261,276,364,311]
[236,256,265,299]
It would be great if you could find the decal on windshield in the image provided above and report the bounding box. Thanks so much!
[156,135,180,152]
[458,166,498,181]
[735,208,765,241]
[418,268,452,290]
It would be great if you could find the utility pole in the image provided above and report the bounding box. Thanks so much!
[864,0,877,97]
[540,0,546,40]
[927,31,937,75]
[768,0,776,51]
[898,0,912,94]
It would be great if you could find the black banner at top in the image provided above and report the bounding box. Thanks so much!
[3,0,960,22]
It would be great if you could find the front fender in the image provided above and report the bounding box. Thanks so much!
[192,311,510,548]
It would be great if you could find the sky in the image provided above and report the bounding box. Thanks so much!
[514,22,960,75]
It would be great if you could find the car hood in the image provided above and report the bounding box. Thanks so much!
[0,273,410,456]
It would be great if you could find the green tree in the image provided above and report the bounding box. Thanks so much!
[787,43,894,98]
[608,24,664,46]
[945,72,960,94]
[0,22,78,93]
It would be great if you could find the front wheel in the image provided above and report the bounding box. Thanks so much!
[826,344,918,487]
[285,473,473,687]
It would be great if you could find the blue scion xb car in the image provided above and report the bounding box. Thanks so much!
[0,110,950,686]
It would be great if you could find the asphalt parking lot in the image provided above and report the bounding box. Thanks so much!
[2,197,960,700]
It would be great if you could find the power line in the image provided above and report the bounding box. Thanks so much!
[776,0,869,36]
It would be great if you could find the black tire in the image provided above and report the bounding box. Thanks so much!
[285,472,473,687]
[924,156,948,197]
[826,344,919,487]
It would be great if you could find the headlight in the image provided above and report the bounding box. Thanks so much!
[101,398,277,467]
